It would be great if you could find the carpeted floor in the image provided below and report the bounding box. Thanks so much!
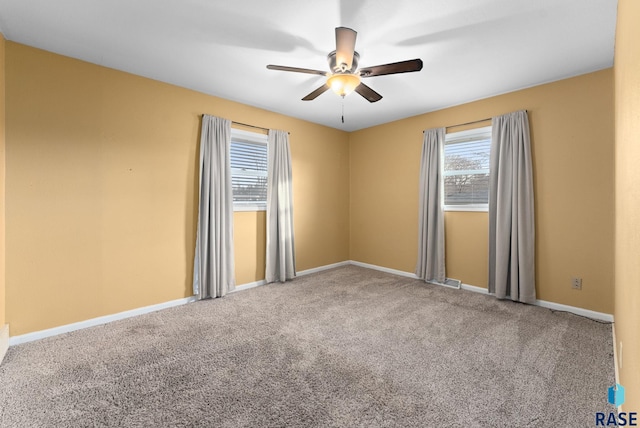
[0,265,615,427]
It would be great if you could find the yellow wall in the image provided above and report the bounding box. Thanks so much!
[350,69,615,314]
[5,42,350,335]
[0,33,5,328]
[3,39,618,337]
[234,211,267,286]
[444,211,488,289]
[614,0,640,412]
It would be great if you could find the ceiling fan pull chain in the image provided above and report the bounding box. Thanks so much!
[341,97,345,124]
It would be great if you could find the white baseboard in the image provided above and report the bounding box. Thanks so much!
[351,261,462,289]
[0,324,9,365]
[6,261,352,347]
[534,299,613,323]
[9,296,197,347]
[6,259,613,347]
[297,261,351,277]
[461,283,489,294]
[350,260,614,323]
[611,323,622,413]
[612,322,620,381]
[231,261,351,293]
[350,260,419,279]
[231,279,267,293]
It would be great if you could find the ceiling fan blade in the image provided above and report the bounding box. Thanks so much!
[335,27,357,71]
[355,83,383,103]
[267,65,327,76]
[359,59,423,78]
[302,84,330,101]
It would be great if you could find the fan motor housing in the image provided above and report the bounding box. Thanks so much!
[328,50,360,73]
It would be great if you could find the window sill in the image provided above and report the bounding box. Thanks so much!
[444,205,488,212]
[234,205,266,212]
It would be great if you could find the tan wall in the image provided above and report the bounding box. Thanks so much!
[0,33,5,327]
[3,39,618,337]
[5,42,350,336]
[234,211,267,286]
[615,0,640,412]
[350,69,615,314]
[444,211,489,289]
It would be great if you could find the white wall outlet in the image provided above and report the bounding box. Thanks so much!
[571,277,582,290]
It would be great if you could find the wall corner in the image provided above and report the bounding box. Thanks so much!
[0,324,9,365]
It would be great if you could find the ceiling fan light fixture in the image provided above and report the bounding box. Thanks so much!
[327,73,361,97]
[266,27,422,103]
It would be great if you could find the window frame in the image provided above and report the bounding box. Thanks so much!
[443,125,491,212]
[230,128,269,212]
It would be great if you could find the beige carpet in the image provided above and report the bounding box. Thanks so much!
[0,265,615,427]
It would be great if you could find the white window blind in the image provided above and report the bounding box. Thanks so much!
[443,126,491,211]
[230,129,268,211]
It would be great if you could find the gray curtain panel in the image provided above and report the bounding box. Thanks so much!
[416,127,446,283]
[266,129,296,283]
[192,115,236,299]
[488,110,536,304]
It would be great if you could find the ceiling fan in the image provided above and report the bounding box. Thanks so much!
[267,27,423,103]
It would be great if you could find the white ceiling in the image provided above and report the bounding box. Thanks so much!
[0,0,618,131]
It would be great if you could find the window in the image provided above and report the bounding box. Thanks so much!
[230,128,268,211]
[443,126,491,211]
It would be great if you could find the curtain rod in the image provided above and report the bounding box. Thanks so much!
[423,110,528,133]
[201,115,289,134]
[232,121,269,132]
[445,117,492,129]
[231,120,290,135]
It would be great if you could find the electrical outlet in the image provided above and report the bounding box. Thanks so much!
[571,277,582,290]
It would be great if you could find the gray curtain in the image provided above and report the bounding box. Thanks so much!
[265,129,296,283]
[192,115,235,299]
[416,127,446,283]
[488,110,535,304]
